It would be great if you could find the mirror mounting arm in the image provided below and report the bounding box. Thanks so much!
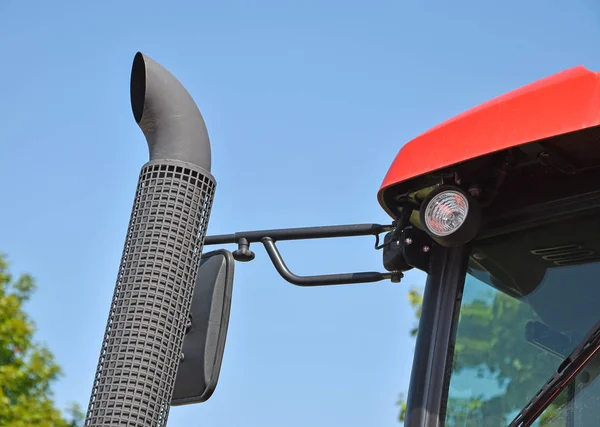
[261,237,402,286]
[204,222,404,287]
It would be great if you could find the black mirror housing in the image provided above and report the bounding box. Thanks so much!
[171,249,234,405]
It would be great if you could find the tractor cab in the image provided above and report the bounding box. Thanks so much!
[378,66,600,427]
[84,54,600,427]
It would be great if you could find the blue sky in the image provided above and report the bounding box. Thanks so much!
[1,1,600,426]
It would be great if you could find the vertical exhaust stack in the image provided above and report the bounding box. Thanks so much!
[85,52,216,426]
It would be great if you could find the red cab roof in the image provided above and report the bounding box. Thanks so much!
[378,66,600,216]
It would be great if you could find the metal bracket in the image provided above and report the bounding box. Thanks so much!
[402,226,434,272]
[204,223,401,287]
[381,226,433,273]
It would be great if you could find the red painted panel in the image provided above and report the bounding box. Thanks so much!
[378,66,600,212]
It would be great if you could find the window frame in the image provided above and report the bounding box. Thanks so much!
[403,244,470,427]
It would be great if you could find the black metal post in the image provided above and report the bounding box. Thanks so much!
[404,244,469,427]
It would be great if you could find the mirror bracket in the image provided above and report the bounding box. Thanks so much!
[261,237,402,286]
[204,223,405,287]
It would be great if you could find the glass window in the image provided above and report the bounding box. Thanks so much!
[443,214,600,426]
[523,354,600,426]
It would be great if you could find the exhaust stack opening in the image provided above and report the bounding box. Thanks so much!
[129,51,212,171]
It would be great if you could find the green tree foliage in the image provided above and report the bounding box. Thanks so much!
[0,254,84,427]
[398,284,565,426]
[448,290,561,425]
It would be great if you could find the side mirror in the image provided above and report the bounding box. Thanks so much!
[171,249,234,405]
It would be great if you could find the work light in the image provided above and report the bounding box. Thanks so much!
[420,186,481,247]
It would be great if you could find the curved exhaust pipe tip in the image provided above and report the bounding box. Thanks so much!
[130,51,211,172]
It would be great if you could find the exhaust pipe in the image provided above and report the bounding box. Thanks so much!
[130,52,211,169]
[85,52,216,426]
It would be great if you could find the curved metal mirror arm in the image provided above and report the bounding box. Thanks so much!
[260,237,399,286]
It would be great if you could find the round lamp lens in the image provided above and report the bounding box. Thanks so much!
[424,190,469,237]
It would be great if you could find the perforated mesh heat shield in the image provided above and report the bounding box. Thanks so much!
[86,160,216,427]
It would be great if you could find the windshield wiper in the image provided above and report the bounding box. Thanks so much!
[507,319,600,427]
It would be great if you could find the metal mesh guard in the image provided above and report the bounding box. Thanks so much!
[86,160,216,427]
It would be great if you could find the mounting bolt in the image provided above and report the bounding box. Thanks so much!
[233,237,256,262]
[423,245,431,253]
[180,352,185,362]
[405,238,413,245]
